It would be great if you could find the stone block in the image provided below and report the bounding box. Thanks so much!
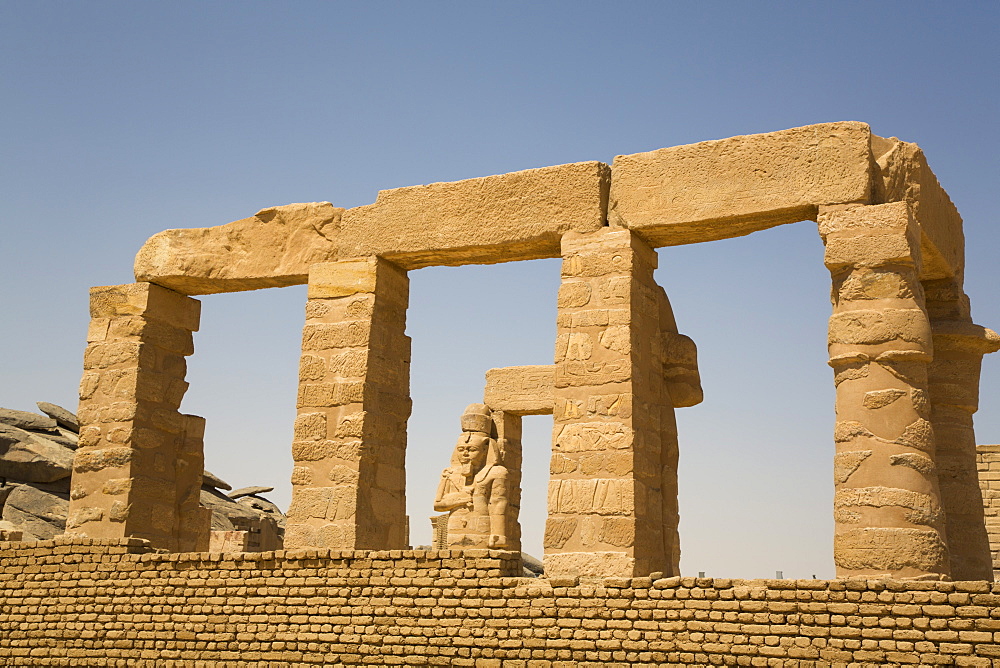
[609,122,872,246]
[89,283,201,331]
[543,550,637,578]
[548,478,634,515]
[872,135,964,280]
[834,527,948,573]
[134,202,343,295]
[483,365,555,416]
[340,161,610,269]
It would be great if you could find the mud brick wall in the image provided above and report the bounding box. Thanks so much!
[979,444,1000,580]
[1,538,999,666]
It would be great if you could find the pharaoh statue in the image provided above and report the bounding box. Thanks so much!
[433,404,509,549]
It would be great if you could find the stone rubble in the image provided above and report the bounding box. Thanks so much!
[0,401,286,548]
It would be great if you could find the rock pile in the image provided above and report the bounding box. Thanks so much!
[1,402,286,548]
[0,403,78,541]
[199,474,286,550]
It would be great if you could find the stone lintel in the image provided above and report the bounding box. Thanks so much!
[339,161,611,270]
[484,365,555,416]
[609,122,873,247]
[134,202,343,295]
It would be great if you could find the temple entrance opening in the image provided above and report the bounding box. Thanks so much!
[406,259,559,550]
[653,221,835,578]
[183,285,304,548]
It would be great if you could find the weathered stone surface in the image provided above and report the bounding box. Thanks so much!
[871,134,964,279]
[1,484,69,540]
[89,282,201,331]
[433,404,513,551]
[135,202,343,295]
[228,486,274,500]
[340,161,610,269]
[0,424,73,483]
[484,365,555,416]
[36,402,79,432]
[42,428,79,450]
[0,484,13,510]
[834,527,948,574]
[200,487,259,530]
[236,495,286,529]
[609,122,872,246]
[202,471,232,491]
[0,408,56,431]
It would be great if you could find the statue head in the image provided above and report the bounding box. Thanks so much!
[448,403,501,477]
[452,432,490,477]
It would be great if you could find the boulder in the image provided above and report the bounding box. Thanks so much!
[0,408,57,431]
[42,427,79,450]
[202,470,232,491]
[200,486,260,530]
[36,402,79,432]
[0,484,14,509]
[0,424,74,483]
[1,483,69,540]
[522,551,544,575]
[228,486,274,500]
[236,495,286,529]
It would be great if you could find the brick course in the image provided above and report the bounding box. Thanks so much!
[2,538,998,666]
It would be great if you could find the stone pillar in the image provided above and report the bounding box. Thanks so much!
[285,258,410,550]
[923,279,1000,580]
[491,410,523,554]
[67,283,200,551]
[175,415,211,552]
[546,227,676,578]
[977,445,1000,580]
[820,202,949,579]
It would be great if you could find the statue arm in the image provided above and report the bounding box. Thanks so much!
[433,471,471,512]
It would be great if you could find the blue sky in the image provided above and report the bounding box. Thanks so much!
[2,2,997,578]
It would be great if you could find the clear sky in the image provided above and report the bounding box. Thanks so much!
[2,2,997,578]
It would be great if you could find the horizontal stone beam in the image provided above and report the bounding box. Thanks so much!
[131,123,965,293]
[484,365,556,416]
[338,161,611,270]
[134,202,343,295]
[607,122,874,246]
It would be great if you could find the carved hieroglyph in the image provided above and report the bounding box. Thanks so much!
[65,122,997,581]
[545,228,683,577]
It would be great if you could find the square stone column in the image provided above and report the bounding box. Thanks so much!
[491,410,523,554]
[67,283,201,551]
[546,227,678,578]
[819,203,949,580]
[285,257,411,550]
[923,279,1000,580]
[175,415,211,552]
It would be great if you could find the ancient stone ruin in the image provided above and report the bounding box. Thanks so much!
[62,121,997,581]
[0,402,286,550]
[3,122,1000,665]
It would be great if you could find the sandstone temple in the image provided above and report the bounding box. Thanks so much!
[3,122,1000,665]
